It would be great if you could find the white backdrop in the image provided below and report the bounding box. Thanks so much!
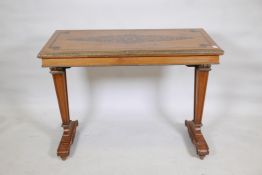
[0,0,262,175]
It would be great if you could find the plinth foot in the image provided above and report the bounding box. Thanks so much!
[185,120,209,159]
[57,120,78,160]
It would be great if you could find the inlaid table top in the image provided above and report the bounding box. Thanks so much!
[38,29,223,67]
[37,28,224,160]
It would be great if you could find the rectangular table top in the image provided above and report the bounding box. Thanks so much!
[38,29,223,59]
[38,29,223,67]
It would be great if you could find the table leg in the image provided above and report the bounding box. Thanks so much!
[50,67,78,160]
[185,64,211,159]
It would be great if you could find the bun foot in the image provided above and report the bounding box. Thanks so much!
[57,120,78,160]
[185,120,209,159]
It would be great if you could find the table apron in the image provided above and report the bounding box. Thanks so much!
[42,56,219,67]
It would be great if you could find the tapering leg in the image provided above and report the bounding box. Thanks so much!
[185,64,211,159]
[50,67,78,160]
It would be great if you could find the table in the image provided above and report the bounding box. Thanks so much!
[38,29,224,160]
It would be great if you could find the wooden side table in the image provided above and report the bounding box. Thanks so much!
[38,29,224,160]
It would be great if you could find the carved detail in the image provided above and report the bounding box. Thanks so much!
[186,64,211,70]
[185,120,209,159]
[186,64,211,159]
[50,67,78,160]
[197,64,211,71]
[50,67,70,74]
[57,120,78,160]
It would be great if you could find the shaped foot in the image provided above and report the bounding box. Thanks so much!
[185,120,209,159]
[57,120,78,160]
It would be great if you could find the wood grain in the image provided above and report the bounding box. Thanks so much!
[50,67,78,160]
[42,55,219,67]
[50,67,70,124]
[185,120,209,159]
[38,29,223,59]
[185,64,211,159]
[57,120,78,160]
[38,29,224,160]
